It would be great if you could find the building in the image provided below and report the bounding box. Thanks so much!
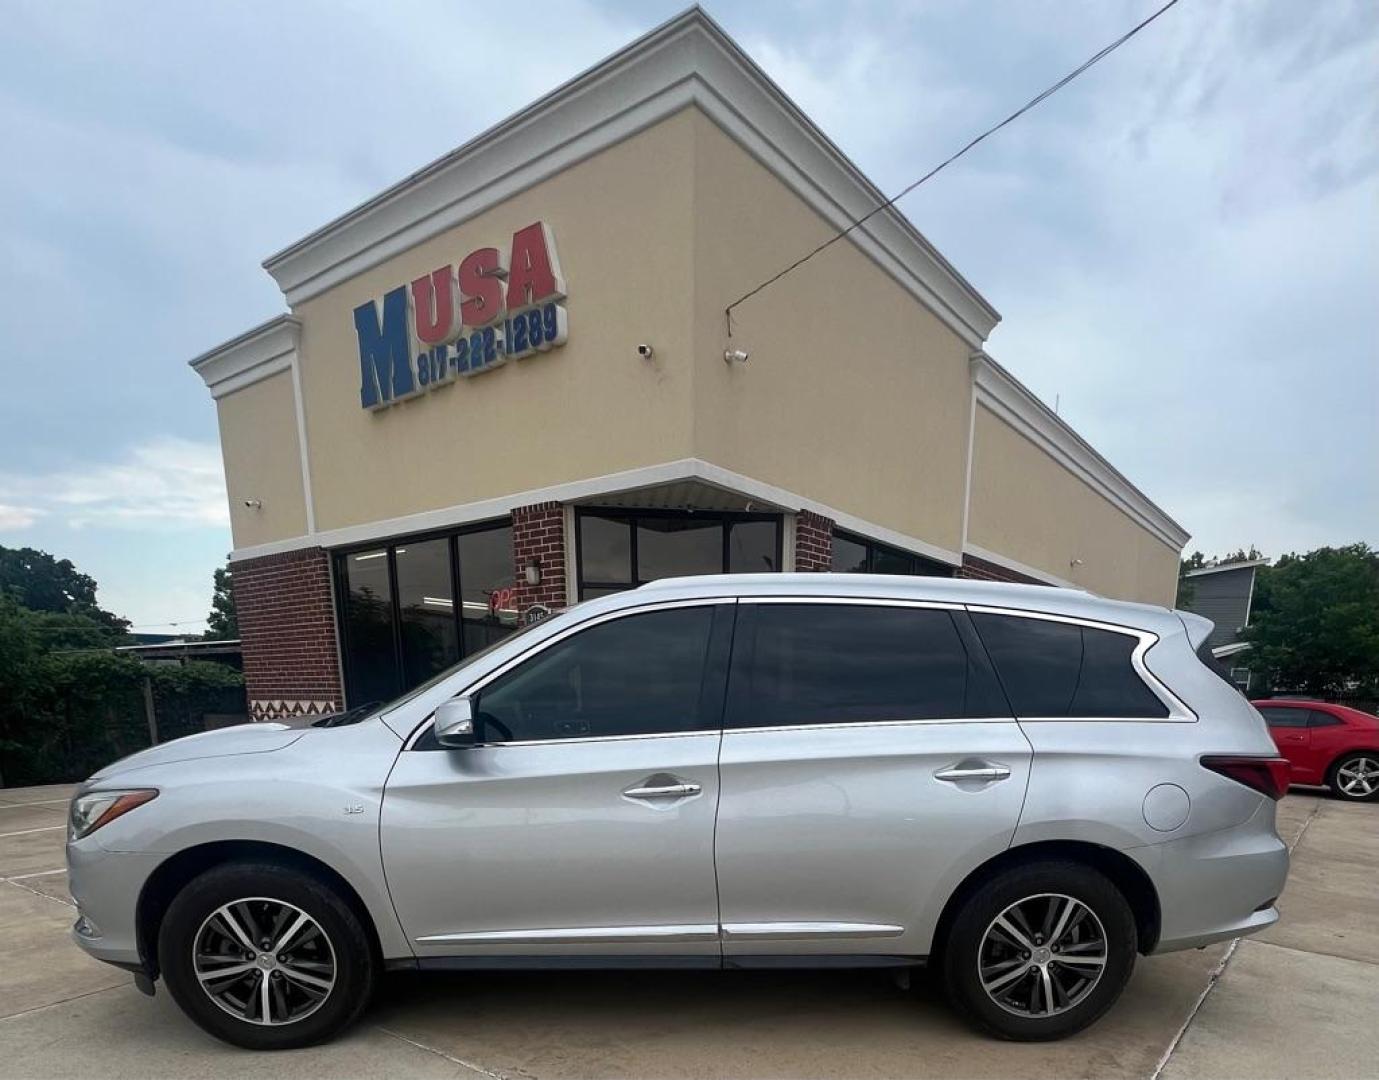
[1179,558,1267,687]
[191,9,1189,721]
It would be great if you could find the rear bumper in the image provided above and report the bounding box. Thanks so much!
[1128,801,1289,954]
[66,839,164,971]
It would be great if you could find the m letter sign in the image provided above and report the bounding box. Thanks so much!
[353,221,569,411]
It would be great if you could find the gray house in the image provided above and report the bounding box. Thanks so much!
[1179,559,1267,686]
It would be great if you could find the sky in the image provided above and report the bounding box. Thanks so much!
[0,0,1375,631]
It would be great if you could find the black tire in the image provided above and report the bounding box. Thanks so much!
[942,860,1136,1041]
[158,861,376,1050]
[1328,752,1379,802]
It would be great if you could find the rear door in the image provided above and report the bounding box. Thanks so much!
[714,599,1031,961]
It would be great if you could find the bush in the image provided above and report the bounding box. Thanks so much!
[0,598,246,785]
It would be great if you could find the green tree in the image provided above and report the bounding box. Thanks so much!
[0,545,128,632]
[1243,544,1379,698]
[206,564,238,639]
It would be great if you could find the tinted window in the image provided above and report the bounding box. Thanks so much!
[1308,710,1344,728]
[637,517,721,580]
[576,509,781,598]
[395,538,459,686]
[971,614,1170,719]
[456,527,518,654]
[730,605,1007,727]
[830,530,953,577]
[1258,707,1308,728]
[728,520,778,573]
[339,549,400,705]
[477,607,716,741]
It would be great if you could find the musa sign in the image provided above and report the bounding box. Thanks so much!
[353,221,569,411]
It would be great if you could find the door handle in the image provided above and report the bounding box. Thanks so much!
[623,772,703,800]
[934,763,1011,783]
[624,782,702,799]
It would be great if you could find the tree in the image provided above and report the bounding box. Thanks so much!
[206,564,238,639]
[0,545,128,632]
[1243,544,1379,698]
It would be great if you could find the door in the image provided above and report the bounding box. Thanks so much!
[382,600,733,961]
[714,600,1030,960]
[1259,706,1312,779]
[1303,708,1350,784]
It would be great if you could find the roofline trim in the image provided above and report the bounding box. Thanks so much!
[257,7,998,346]
[1185,559,1268,578]
[188,315,300,399]
[224,456,963,569]
[972,352,1190,551]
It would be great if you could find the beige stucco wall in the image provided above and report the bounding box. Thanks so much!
[967,404,1180,605]
[688,113,971,557]
[217,370,308,547]
[288,111,700,536]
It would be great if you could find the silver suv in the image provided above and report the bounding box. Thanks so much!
[67,574,1290,1048]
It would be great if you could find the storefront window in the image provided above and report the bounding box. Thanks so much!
[830,529,954,577]
[336,521,515,707]
[637,517,721,580]
[339,549,399,706]
[395,538,458,688]
[576,509,780,599]
[457,527,517,655]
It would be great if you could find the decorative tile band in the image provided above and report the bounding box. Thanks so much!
[250,699,341,721]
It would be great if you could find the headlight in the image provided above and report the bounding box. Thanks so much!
[68,789,158,841]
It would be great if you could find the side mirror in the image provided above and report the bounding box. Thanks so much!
[433,697,477,748]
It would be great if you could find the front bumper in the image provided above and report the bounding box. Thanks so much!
[1129,801,1290,954]
[66,838,165,970]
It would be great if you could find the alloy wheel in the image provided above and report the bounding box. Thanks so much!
[192,897,337,1026]
[1337,756,1379,798]
[977,893,1108,1018]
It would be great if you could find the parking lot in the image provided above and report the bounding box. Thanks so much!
[1,785,1373,1079]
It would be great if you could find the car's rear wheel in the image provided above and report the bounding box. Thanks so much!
[158,862,375,1049]
[1329,753,1379,801]
[942,860,1137,1041]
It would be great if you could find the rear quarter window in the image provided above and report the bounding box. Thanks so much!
[971,613,1169,719]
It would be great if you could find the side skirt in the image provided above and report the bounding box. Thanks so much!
[399,954,926,972]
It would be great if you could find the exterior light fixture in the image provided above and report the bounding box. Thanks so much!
[524,558,542,586]
[1070,558,1085,568]
[724,348,749,364]
[243,498,262,510]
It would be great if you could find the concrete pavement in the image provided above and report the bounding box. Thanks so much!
[0,785,1371,1079]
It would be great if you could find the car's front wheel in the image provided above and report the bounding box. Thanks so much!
[942,860,1137,1041]
[1329,752,1379,801]
[158,861,375,1049]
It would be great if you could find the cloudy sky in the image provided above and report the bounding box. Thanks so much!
[0,0,1374,630]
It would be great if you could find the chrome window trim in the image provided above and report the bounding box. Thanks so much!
[403,596,735,749]
[725,716,1016,736]
[740,595,964,611]
[965,604,1196,722]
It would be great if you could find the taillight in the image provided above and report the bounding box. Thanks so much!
[1200,755,1291,800]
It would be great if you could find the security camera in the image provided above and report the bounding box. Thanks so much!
[724,348,750,364]
[243,499,262,510]
[636,343,654,359]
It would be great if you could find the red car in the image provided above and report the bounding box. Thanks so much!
[1252,699,1379,802]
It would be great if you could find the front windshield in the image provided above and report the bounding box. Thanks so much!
[312,617,551,728]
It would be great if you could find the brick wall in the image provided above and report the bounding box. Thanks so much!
[795,510,835,572]
[512,502,568,616]
[231,547,343,721]
[957,552,1047,586]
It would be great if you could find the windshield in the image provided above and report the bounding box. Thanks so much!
[311,618,551,728]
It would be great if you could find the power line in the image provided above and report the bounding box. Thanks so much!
[723,0,1183,332]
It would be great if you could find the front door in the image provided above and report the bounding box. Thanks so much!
[382,600,734,962]
[715,600,1031,960]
